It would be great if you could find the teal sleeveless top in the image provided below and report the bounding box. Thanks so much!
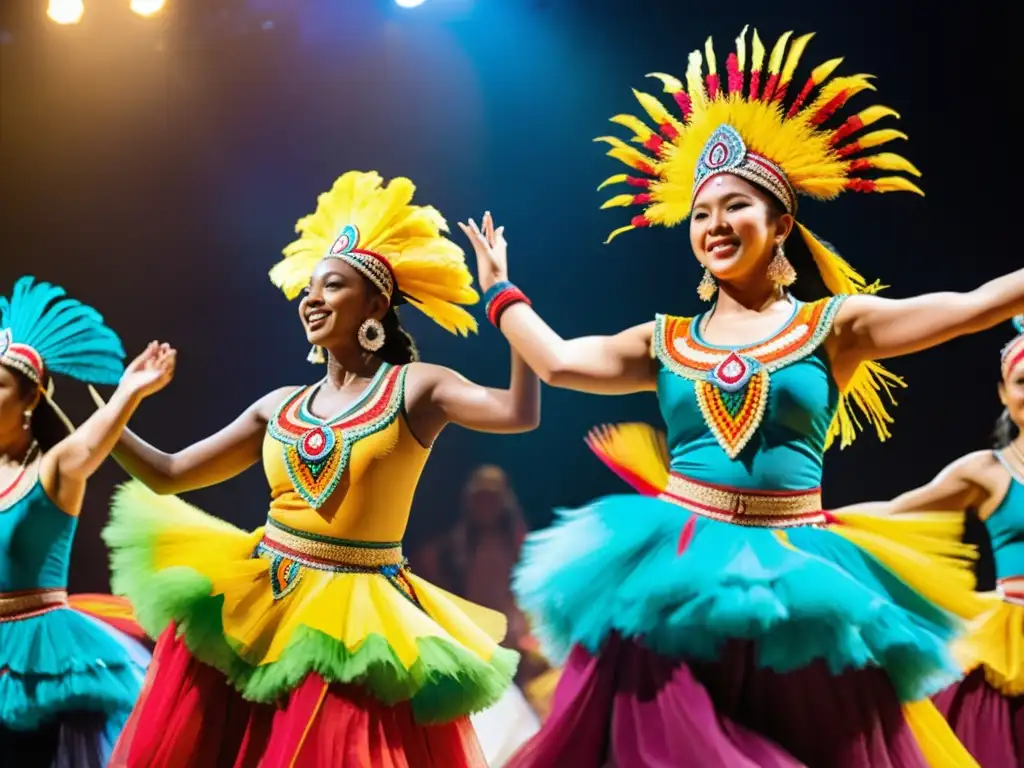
[653,296,845,492]
[986,452,1024,579]
[0,477,77,592]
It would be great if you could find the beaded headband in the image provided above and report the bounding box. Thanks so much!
[325,224,397,301]
[1001,316,1024,380]
[694,124,797,214]
[0,328,45,388]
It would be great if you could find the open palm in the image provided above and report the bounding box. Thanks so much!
[458,211,507,293]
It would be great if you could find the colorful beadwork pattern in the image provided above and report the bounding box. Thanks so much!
[655,297,845,457]
[267,364,406,509]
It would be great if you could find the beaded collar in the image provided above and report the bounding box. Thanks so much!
[654,296,845,458]
[267,364,407,509]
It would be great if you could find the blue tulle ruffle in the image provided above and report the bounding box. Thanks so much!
[0,607,148,731]
[513,494,962,702]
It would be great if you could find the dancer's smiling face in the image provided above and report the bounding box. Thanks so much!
[690,174,793,287]
[299,259,388,353]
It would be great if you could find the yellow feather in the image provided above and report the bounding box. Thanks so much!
[873,177,925,196]
[780,32,814,84]
[857,152,920,176]
[826,359,906,449]
[597,174,630,191]
[600,194,638,209]
[646,72,684,93]
[610,114,655,142]
[685,49,706,107]
[854,105,900,126]
[704,36,718,75]
[767,31,793,75]
[841,128,908,150]
[735,24,749,73]
[751,28,766,71]
[632,90,676,129]
[585,423,670,492]
[604,224,636,244]
[809,57,843,85]
[804,75,876,117]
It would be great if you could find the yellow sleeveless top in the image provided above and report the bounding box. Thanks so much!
[263,363,429,542]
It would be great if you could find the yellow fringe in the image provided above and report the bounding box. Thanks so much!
[902,699,980,768]
[828,511,988,622]
[584,423,670,493]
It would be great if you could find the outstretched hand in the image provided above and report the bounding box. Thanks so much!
[458,211,507,293]
[118,341,176,400]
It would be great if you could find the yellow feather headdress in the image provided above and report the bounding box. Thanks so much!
[270,170,479,336]
[598,26,923,449]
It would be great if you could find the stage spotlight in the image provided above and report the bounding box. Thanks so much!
[130,0,166,16]
[47,0,84,24]
[395,0,428,7]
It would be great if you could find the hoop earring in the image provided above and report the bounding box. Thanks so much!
[697,268,717,302]
[358,318,385,352]
[22,409,32,431]
[306,345,326,364]
[767,241,797,290]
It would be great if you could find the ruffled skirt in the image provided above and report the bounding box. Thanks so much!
[0,595,151,766]
[102,480,518,765]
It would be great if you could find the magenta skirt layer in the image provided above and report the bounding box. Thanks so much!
[933,667,1024,767]
[506,635,928,768]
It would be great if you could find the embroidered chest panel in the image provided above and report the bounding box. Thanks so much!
[267,365,406,510]
[654,298,842,459]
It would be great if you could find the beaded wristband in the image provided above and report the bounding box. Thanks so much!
[484,282,531,328]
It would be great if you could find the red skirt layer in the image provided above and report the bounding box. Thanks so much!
[111,627,486,768]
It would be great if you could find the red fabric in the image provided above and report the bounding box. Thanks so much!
[932,667,1024,767]
[110,627,486,768]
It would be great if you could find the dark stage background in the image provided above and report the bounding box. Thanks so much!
[0,0,1015,592]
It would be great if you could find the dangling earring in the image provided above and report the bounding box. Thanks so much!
[358,318,385,352]
[697,268,717,302]
[767,241,797,291]
[306,345,326,364]
[22,409,31,431]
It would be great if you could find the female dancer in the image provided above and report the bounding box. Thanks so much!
[100,170,540,767]
[0,276,170,766]
[461,26,1024,767]
[836,317,1024,766]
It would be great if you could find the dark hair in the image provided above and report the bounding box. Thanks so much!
[993,406,1020,449]
[9,366,71,452]
[767,196,830,303]
[377,305,420,365]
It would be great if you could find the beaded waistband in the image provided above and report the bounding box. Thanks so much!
[0,588,68,621]
[998,576,1024,605]
[658,473,825,528]
[257,518,405,573]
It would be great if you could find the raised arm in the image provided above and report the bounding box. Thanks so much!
[404,348,540,443]
[833,452,994,517]
[88,368,295,496]
[833,268,1024,365]
[459,214,656,395]
[40,342,175,516]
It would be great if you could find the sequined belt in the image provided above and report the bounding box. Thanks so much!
[256,519,415,602]
[997,576,1024,605]
[658,473,826,528]
[257,518,405,573]
[0,588,68,622]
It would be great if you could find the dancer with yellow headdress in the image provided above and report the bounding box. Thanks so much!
[836,317,1024,765]
[99,170,540,767]
[461,25,1024,767]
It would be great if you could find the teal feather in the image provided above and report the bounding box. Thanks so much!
[1014,315,1024,335]
[0,276,125,385]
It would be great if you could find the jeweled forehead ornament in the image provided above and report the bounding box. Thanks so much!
[0,327,45,388]
[1001,316,1024,380]
[693,124,797,215]
[325,224,397,301]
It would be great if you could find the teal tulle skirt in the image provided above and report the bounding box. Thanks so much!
[514,494,965,703]
[0,606,149,732]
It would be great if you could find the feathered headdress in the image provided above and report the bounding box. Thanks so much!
[1001,316,1024,380]
[597,26,921,448]
[0,276,125,390]
[270,170,479,336]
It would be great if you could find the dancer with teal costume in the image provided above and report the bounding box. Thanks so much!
[0,276,171,766]
[461,25,1024,767]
